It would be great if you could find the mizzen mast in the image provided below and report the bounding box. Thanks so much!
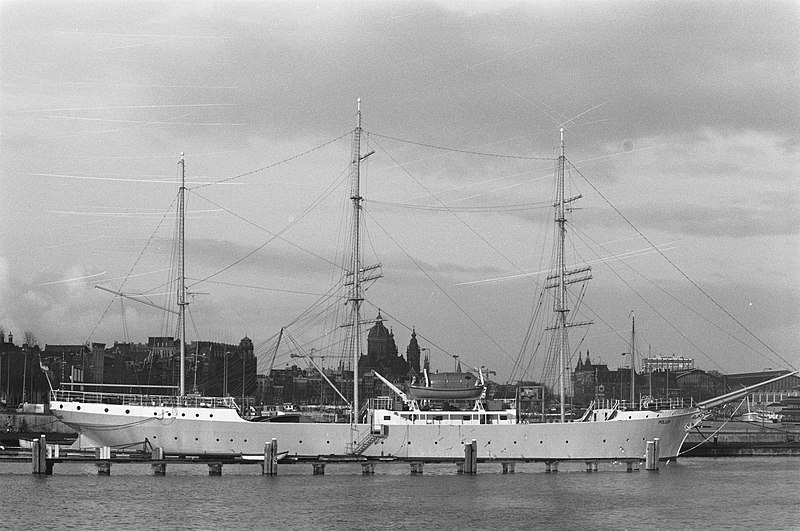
[178,153,187,396]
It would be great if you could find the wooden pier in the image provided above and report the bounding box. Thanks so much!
[0,434,668,477]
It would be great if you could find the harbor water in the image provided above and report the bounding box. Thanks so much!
[2,457,798,530]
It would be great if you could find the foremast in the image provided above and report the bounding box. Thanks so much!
[555,128,568,422]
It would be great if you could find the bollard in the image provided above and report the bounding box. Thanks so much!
[464,442,473,474]
[545,461,558,474]
[208,462,223,476]
[410,461,424,475]
[501,462,515,474]
[361,463,375,475]
[312,463,326,476]
[152,463,167,476]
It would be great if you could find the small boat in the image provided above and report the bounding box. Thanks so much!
[407,370,485,401]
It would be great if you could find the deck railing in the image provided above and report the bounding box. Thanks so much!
[50,389,238,410]
[590,397,693,411]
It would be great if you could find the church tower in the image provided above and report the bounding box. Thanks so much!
[406,328,421,376]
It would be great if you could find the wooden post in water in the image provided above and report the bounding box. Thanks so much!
[470,439,478,475]
[262,439,278,476]
[361,462,375,475]
[208,462,223,476]
[410,461,424,475]
[645,439,660,471]
[151,446,166,476]
[501,462,515,474]
[463,441,473,474]
[545,461,558,473]
[312,462,326,475]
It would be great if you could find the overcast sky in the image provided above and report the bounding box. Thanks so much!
[1,1,797,381]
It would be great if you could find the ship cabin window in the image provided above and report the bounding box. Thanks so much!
[463,415,471,421]
[500,415,507,421]
[384,415,391,421]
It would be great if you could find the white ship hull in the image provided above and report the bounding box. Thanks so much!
[51,398,702,461]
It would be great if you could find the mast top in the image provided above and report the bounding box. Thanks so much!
[560,127,564,155]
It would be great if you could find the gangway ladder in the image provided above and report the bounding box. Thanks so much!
[351,425,388,456]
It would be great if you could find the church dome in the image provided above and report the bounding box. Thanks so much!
[367,311,391,339]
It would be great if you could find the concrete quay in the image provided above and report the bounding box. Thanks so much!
[681,420,800,457]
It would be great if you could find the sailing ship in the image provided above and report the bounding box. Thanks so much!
[50,105,796,462]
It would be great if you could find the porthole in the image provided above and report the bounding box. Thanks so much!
[154,412,158,416]
[77,406,81,411]
[216,438,220,442]
[196,414,199,418]
[244,439,247,443]
[299,440,303,444]
[195,438,198,441]
[153,436,157,440]
[540,441,543,444]
[174,437,178,440]
[566,440,569,444]
[104,408,108,413]
[125,409,130,414]
[603,439,607,443]
[210,414,213,418]
[513,441,517,444]
[181,413,185,417]
[59,405,63,409]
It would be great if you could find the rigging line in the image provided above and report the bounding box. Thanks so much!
[85,193,179,345]
[366,198,552,213]
[570,223,780,373]
[186,168,350,289]
[364,209,516,366]
[370,135,542,291]
[190,131,351,190]
[568,158,796,370]
[195,278,338,298]
[366,131,554,161]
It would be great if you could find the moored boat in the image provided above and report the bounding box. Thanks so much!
[49,108,797,462]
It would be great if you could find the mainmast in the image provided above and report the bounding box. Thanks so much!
[556,128,568,422]
[178,153,187,396]
[349,99,364,423]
